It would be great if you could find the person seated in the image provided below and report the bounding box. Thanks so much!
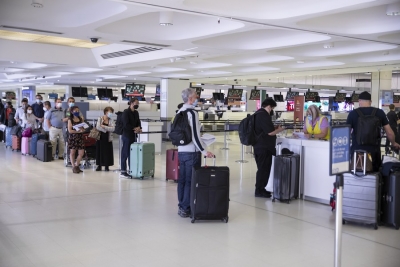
[295,104,330,140]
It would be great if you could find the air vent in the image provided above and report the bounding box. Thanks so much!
[356,79,371,82]
[121,40,170,48]
[1,25,62,35]
[101,47,162,59]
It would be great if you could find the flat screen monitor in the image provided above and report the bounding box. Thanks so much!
[155,84,160,96]
[126,84,145,97]
[286,91,299,101]
[335,93,347,102]
[105,89,113,98]
[213,93,224,101]
[351,93,359,103]
[249,89,260,100]
[227,89,243,99]
[71,87,88,97]
[154,96,160,101]
[48,93,58,100]
[273,95,284,102]
[97,88,108,100]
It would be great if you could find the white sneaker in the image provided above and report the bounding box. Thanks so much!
[119,172,132,179]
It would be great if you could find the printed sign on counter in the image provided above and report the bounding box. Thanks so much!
[294,95,305,122]
[329,125,351,176]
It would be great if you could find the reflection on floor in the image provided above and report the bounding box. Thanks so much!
[0,134,399,267]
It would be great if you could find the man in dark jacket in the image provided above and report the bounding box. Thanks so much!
[386,104,399,154]
[31,94,44,119]
[1,101,16,126]
[253,98,284,198]
[120,98,142,178]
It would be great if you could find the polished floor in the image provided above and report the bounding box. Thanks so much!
[0,134,399,267]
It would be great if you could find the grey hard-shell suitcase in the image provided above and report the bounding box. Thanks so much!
[36,139,52,162]
[343,150,381,229]
[129,142,155,179]
[190,157,230,223]
[272,153,300,204]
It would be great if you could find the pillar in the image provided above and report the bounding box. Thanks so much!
[160,79,188,119]
[371,71,392,108]
[65,85,72,100]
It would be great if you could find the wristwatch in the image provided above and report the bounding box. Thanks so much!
[311,134,315,138]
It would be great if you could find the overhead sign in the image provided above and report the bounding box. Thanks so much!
[393,95,400,103]
[351,94,359,103]
[126,84,145,97]
[249,89,260,100]
[335,93,347,102]
[227,89,243,99]
[305,92,319,102]
[330,125,351,176]
[286,91,299,101]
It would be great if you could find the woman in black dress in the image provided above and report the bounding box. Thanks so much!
[67,106,85,174]
[95,107,115,171]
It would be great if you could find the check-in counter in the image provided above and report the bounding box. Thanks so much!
[267,137,335,205]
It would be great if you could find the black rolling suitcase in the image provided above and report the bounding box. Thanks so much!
[272,152,300,204]
[343,151,381,229]
[190,157,229,223]
[37,139,52,162]
[381,165,400,230]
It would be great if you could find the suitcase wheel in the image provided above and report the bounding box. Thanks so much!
[342,220,346,225]
[374,224,378,230]
[395,224,399,230]
[221,217,229,223]
[140,177,144,180]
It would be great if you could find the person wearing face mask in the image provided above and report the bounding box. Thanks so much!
[47,98,65,160]
[301,104,330,140]
[67,106,86,174]
[63,97,82,140]
[22,105,43,129]
[42,101,51,134]
[95,107,115,171]
[15,98,28,125]
[1,101,16,126]
[252,98,285,198]
[31,94,44,122]
[119,98,142,178]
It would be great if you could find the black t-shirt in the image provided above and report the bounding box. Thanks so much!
[387,110,398,130]
[346,107,388,152]
[253,109,276,153]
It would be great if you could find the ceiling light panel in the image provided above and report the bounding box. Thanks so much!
[193,29,330,50]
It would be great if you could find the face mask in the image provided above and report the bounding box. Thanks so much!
[56,103,62,108]
[307,115,313,121]
[36,99,41,103]
[107,112,113,118]
[73,112,80,117]
[133,104,139,110]
[43,107,47,111]
[192,99,198,107]
[69,103,75,108]
[27,110,33,114]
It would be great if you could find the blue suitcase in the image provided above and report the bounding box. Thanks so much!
[5,126,12,148]
[31,133,47,157]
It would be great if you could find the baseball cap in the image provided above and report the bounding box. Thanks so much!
[359,91,371,101]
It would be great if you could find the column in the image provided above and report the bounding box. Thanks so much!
[160,79,188,119]
[260,90,267,103]
[371,71,392,108]
[65,85,72,100]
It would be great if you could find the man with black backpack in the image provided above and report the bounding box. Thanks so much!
[346,91,400,172]
[252,98,284,198]
[170,88,214,218]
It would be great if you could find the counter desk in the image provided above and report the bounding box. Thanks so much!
[267,137,335,205]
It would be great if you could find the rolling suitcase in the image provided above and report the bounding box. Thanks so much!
[129,142,155,179]
[272,153,300,204]
[12,135,21,151]
[21,137,31,155]
[190,157,230,223]
[381,172,400,230]
[31,133,47,157]
[166,149,179,182]
[343,150,381,229]
[36,139,52,162]
[5,126,12,148]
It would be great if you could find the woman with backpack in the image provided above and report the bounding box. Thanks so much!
[95,106,115,171]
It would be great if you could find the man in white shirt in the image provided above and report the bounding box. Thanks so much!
[15,98,28,125]
[42,101,52,134]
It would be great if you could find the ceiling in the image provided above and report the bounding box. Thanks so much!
[0,0,399,90]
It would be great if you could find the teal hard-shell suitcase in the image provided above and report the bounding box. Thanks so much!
[129,143,155,179]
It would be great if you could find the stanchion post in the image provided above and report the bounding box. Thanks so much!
[235,144,248,163]
[226,120,231,141]
[220,129,229,150]
[334,174,344,267]
[113,135,123,173]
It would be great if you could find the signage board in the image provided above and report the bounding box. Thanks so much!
[249,89,260,100]
[335,93,347,102]
[294,95,305,122]
[393,95,400,103]
[227,89,243,99]
[286,91,299,101]
[329,125,351,176]
[126,84,145,97]
[305,92,319,102]
[351,93,359,103]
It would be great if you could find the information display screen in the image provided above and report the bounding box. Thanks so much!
[351,93,359,102]
[126,84,145,97]
[335,93,347,102]
[227,89,243,99]
[393,95,400,103]
[286,91,299,101]
[305,92,319,102]
[249,89,260,100]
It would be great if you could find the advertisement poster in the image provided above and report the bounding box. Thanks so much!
[294,96,305,122]
[330,126,351,175]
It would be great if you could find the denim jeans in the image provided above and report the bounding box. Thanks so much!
[121,136,133,172]
[178,152,201,212]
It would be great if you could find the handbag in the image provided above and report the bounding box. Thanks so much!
[22,127,33,138]
[89,127,101,140]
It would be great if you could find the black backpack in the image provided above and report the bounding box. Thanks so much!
[356,108,381,146]
[169,110,192,146]
[8,111,16,127]
[239,111,260,146]
[113,111,124,135]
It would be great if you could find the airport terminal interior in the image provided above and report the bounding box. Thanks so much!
[1,0,400,266]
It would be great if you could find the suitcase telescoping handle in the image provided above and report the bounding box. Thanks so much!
[276,142,282,156]
[203,155,216,167]
[353,149,367,176]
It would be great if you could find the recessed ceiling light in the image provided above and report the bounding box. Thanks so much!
[134,78,136,80]
[297,61,305,64]
[386,3,400,16]
[31,0,43,8]
[383,51,390,55]
[190,61,197,65]
[159,11,173,26]
[10,61,14,63]
[323,42,334,49]
[57,80,60,81]
[185,47,198,51]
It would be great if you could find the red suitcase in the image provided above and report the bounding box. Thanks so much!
[12,135,21,151]
[166,149,179,182]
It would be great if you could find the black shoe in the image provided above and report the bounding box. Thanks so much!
[96,166,101,171]
[105,167,109,172]
[119,172,132,179]
[178,208,190,218]
[58,156,64,160]
[255,192,272,198]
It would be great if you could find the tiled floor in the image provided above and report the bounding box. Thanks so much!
[0,134,399,267]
